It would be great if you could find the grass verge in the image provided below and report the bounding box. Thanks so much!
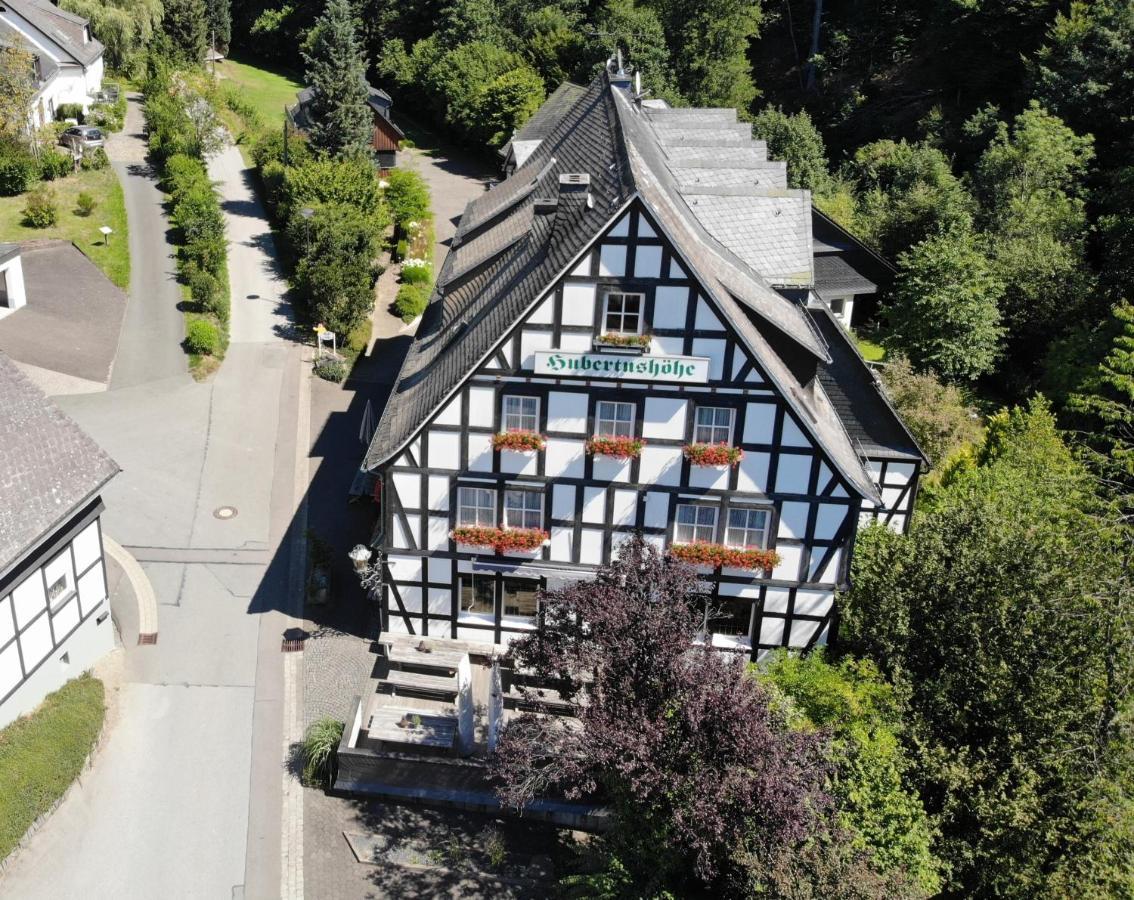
[216,55,304,125]
[0,166,129,289]
[856,335,886,362]
[0,674,105,862]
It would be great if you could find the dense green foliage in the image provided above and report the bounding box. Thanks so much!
[163,0,209,64]
[301,718,343,787]
[393,282,429,323]
[59,0,163,72]
[185,317,221,355]
[0,675,105,861]
[878,357,981,469]
[301,0,373,158]
[21,184,58,227]
[843,401,1134,897]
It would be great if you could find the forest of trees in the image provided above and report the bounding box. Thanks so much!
[216,1,1133,895]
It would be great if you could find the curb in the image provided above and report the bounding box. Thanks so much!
[102,534,159,640]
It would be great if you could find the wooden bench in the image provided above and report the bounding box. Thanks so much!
[386,643,467,675]
[367,706,458,750]
[504,684,578,716]
[382,668,459,702]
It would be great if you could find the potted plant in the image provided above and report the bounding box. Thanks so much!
[491,430,546,452]
[451,526,550,552]
[586,435,645,459]
[683,442,744,467]
[594,333,652,352]
[668,542,779,572]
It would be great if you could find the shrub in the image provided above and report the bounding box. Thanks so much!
[172,184,225,245]
[188,265,221,308]
[394,282,429,322]
[163,153,210,203]
[259,160,286,219]
[22,185,58,227]
[314,356,347,383]
[39,151,74,181]
[252,128,312,171]
[80,147,109,171]
[183,235,226,278]
[400,257,431,285]
[394,238,408,261]
[384,168,431,229]
[185,318,220,356]
[75,192,97,217]
[55,102,85,122]
[302,718,344,787]
[88,102,124,132]
[0,148,37,196]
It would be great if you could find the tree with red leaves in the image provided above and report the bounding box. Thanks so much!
[492,536,841,894]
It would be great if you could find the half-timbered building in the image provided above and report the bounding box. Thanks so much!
[356,66,923,660]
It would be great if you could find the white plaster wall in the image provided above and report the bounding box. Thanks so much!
[0,254,27,312]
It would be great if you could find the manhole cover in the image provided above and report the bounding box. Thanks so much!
[213,506,238,520]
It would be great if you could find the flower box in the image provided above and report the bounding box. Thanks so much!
[668,542,779,572]
[586,435,645,459]
[683,442,744,467]
[491,430,546,452]
[594,333,651,352]
[451,526,549,552]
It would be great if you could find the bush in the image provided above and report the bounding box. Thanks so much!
[400,258,431,285]
[188,265,221,309]
[394,282,430,322]
[314,356,347,383]
[22,185,59,227]
[259,160,286,220]
[384,168,431,229]
[75,191,97,217]
[394,238,408,261]
[80,147,109,171]
[163,153,210,203]
[302,718,344,787]
[183,235,226,278]
[88,101,124,132]
[185,318,221,355]
[172,184,225,245]
[55,102,85,122]
[39,151,74,181]
[0,148,37,196]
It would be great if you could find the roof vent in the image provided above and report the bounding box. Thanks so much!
[558,173,590,191]
[534,197,559,214]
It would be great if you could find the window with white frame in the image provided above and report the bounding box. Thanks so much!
[503,489,543,530]
[595,400,635,437]
[706,598,753,637]
[44,551,74,610]
[675,504,718,543]
[725,507,770,548]
[693,406,735,444]
[502,395,539,432]
[602,292,643,334]
[457,486,496,526]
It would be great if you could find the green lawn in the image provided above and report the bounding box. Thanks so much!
[856,335,887,362]
[217,55,304,126]
[0,675,105,862]
[0,165,130,289]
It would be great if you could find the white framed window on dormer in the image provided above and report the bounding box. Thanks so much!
[602,291,643,335]
[675,504,718,544]
[457,486,496,526]
[503,488,543,530]
[725,507,770,549]
[502,395,539,432]
[595,400,635,437]
[693,406,735,444]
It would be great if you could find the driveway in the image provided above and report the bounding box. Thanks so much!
[0,131,305,900]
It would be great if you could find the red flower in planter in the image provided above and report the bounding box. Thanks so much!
[668,542,779,572]
[683,442,744,467]
[491,430,546,452]
[451,526,549,552]
[586,435,645,459]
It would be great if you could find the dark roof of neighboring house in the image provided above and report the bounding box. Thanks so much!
[808,307,924,463]
[361,71,888,502]
[0,242,18,265]
[500,81,587,163]
[0,0,103,67]
[813,253,877,298]
[290,79,401,136]
[0,352,119,581]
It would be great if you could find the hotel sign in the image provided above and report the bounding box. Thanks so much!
[534,351,710,384]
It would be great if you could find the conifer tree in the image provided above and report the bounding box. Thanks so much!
[302,0,373,158]
[163,0,208,64]
[205,0,231,52]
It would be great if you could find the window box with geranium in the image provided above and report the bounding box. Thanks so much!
[683,442,744,467]
[668,542,779,572]
[586,435,645,459]
[491,430,546,453]
[451,526,549,552]
[594,333,651,353]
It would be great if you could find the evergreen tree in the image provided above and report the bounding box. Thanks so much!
[884,228,1004,382]
[163,0,208,64]
[301,0,373,158]
[205,0,232,52]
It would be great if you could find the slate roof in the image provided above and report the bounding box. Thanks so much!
[0,242,18,265]
[289,79,401,135]
[361,71,888,501]
[0,352,118,580]
[0,0,103,67]
[500,81,587,166]
[813,253,877,298]
[808,308,924,463]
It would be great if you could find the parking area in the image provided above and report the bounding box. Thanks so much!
[0,240,127,393]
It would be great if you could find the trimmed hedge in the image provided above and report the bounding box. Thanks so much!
[394,282,430,323]
[185,318,221,355]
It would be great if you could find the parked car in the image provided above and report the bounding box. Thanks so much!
[59,125,104,151]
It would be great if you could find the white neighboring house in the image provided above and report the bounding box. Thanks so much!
[0,351,119,730]
[0,0,104,128]
[0,243,28,318]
